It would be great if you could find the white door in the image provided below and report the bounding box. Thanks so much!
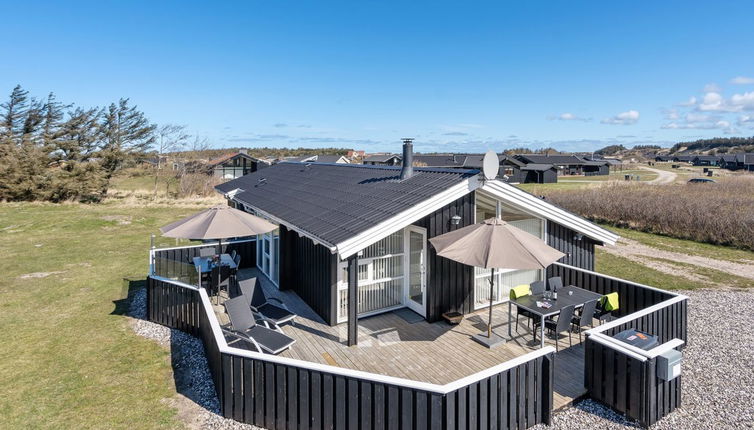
[404,226,427,317]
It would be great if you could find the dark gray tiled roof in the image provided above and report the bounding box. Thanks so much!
[216,162,477,246]
[521,163,558,171]
[515,154,586,165]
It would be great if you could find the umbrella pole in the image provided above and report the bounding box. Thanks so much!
[488,268,495,338]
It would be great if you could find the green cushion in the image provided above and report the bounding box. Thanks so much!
[602,292,620,311]
[510,284,531,300]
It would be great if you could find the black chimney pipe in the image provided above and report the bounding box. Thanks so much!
[400,138,414,180]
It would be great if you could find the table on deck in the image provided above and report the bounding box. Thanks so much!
[508,285,603,349]
[193,254,238,301]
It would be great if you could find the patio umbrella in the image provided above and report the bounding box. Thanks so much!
[160,205,277,240]
[429,217,565,345]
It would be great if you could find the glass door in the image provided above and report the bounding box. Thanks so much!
[404,226,427,317]
[256,228,279,286]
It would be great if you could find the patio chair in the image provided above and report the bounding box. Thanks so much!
[238,277,296,327]
[223,296,295,355]
[199,247,215,258]
[547,276,563,292]
[230,249,237,260]
[594,292,619,322]
[529,280,545,295]
[571,299,598,343]
[510,284,535,332]
[533,304,575,352]
[233,253,241,268]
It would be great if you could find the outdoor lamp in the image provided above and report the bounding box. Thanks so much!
[451,215,462,225]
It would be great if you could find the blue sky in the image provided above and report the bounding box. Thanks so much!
[1,1,753,153]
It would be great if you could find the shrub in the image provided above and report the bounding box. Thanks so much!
[543,177,754,250]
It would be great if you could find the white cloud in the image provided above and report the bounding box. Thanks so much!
[704,83,722,92]
[662,108,680,120]
[730,91,754,110]
[547,112,591,122]
[731,76,754,85]
[739,115,754,126]
[601,110,639,125]
[677,96,697,107]
[697,92,727,111]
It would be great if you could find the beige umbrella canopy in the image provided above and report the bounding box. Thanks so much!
[160,205,277,239]
[429,218,565,270]
[429,217,565,343]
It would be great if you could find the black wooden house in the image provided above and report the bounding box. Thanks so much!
[216,143,618,345]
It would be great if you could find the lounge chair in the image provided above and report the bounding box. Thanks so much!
[223,296,295,355]
[238,277,296,327]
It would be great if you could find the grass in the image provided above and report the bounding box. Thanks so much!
[605,225,754,264]
[0,202,204,429]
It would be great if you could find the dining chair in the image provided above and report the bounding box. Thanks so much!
[534,304,575,352]
[572,300,597,342]
[547,276,563,292]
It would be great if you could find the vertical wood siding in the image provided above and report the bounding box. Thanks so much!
[278,226,339,325]
[546,221,595,271]
[413,192,476,323]
[585,337,682,427]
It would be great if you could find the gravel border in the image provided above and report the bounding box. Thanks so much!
[129,286,754,429]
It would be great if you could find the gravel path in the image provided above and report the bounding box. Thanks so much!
[534,288,754,429]
[638,166,677,184]
[129,286,754,429]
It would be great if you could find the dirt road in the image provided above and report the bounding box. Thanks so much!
[637,165,677,184]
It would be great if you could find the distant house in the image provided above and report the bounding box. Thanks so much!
[346,150,365,159]
[691,155,720,166]
[409,153,537,183]
[514,154,606,176]
[672,155,695,163]
[520,163,558,183]
[718,153,754,171]
[287,154,350,164]
[362,154,401,166]
[209,151,271,179]
[654,155,674,162]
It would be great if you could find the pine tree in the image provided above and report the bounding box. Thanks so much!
[98,98,156,176]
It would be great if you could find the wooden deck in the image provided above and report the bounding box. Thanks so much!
[216,269,588,411]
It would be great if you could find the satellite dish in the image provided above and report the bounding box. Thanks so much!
[482,150,498,180]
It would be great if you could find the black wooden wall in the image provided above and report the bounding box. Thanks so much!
[414,193,476,323]
[546,221,596,271]
[278,225,339,325]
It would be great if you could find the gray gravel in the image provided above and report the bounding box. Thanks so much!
[131,287,754,429]
[128,286,260,429]
[534,288,754,430]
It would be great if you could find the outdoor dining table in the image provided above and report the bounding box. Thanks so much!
[508,285,603,349]
[193,254,238,302]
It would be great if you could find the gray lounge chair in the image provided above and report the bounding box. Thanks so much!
[223,296,295,355]
[238,278,296,326]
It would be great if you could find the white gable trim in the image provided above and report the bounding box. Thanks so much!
[480,180,619,245]
[335,177,481,259]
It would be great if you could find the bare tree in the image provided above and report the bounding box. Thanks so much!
[153,124,189,197]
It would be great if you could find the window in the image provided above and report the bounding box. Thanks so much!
[473,192,546,309]
[337,230,405,321]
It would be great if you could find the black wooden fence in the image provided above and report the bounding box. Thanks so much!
[547,263,675,319]
[585,336,682,427]
[146,274,555,430]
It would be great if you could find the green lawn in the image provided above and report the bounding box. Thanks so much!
[0,202,201,429]
[595,249,702,290]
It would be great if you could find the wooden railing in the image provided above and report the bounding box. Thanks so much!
[554,261,690,428]
[146,273,555,429]
[151,238,256,283]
